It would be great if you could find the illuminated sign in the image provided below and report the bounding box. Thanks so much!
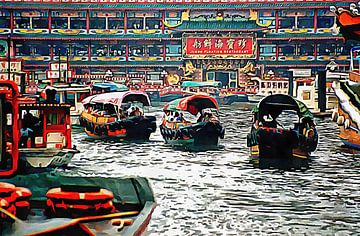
[183,35,255,59]
[0,61,22,73]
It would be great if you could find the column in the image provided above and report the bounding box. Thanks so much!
[50,45,54,60]
[10,10,13,31]
[276,44,279,61]
[313,9,318,33]
[86,10,90,33]
[125,42,129,61]
[88,41,91,61]
[163,41,166,61]
[314,43,317,60]
[275,10,279,33]
[48,10,52,31]
[124,11,127,34]
[161,10,165,34]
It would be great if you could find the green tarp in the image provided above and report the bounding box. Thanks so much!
[252,94,313,120]
[181,81,222,88]
[1,171,155,205]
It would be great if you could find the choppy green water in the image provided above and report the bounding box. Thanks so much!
[70,104,360,235]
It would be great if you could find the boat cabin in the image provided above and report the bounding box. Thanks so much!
[18,103,72,150]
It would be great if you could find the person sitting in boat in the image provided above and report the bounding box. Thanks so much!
[175,112,184,122]
[128,105,143,117]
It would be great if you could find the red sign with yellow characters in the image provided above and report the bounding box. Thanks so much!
[184,36,255,59]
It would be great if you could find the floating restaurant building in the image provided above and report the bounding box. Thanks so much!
[0,0,357,87]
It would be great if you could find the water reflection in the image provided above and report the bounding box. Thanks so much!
[68,104,360,235]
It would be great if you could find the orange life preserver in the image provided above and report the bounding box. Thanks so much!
[46,187,117,218]
[0,183,32,220]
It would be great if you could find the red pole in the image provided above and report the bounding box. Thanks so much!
[48,10,52,31]
[126,42,129,61]
[161,11,165,34]
[163,41,166,61]
[276,44,279,61]
[10,10,13,31]
[124,11,127,34]
[86,10,90,33]
[314,43,317,60]
[313,9,317,33]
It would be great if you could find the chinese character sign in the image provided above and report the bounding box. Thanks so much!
[185,37,255,58]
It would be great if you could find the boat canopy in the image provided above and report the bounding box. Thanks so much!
[163,94,218,115]
[92,82,129,92]
[253,94,313,122]
[181,81,222,88]
[82,91,151,107]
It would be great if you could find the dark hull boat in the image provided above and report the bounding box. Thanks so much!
[80,91,156,140]
[247,94,318,160]
[160,121,224,146]
[160,94,225,148]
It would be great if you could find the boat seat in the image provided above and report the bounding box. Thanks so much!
[46,132,66,148]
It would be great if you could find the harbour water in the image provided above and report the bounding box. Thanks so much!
[69,104,360,235]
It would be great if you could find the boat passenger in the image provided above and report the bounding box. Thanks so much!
[176,113,185,122]
[20,127,35,148]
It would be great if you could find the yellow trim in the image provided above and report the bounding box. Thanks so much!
[0,207,21,222]
[293,153,307,159]
[163,10,189,28]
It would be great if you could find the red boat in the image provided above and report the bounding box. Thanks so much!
[0,80,78,170]
[0,80,156,235]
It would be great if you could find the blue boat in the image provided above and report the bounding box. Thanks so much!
[181,81,249,105]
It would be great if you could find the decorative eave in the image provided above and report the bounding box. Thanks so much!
[23,60,183,68]
[257,36,345,41]
[0,1,355,10]
[0,35,182,41]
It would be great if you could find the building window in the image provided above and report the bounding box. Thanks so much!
[207,72,215,81]
[259,45,276,56]
[279,45,295,56]
[14,11,48,29]
[279,17,295,29]
[298,17,314,29]
[318,43,336,56]
[302,91,311,100]
[52,11,86,30]
[0,10,10,28]
[299,44,314,56]
[127,11,161,30]
[16,42,50,57]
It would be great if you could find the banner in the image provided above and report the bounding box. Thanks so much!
[184,36,255,59]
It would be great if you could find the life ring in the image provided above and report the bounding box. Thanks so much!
[331,109,338,122]
[46,186,116,218]
[344,119,350,129]
[0,183,31,220]
[337,115,345,125]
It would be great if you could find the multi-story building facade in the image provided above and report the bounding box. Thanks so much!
[0,0,357,87]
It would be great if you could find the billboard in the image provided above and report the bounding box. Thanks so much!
[183,34,256,59]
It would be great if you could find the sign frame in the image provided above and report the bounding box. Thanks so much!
[182,33,257,60]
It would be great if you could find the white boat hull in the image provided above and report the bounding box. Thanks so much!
[19,148,79,168]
